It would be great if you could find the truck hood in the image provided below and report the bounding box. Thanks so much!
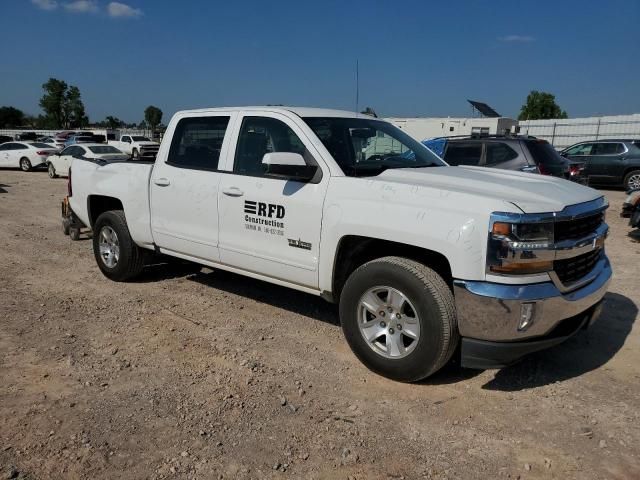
[376,166,602,213]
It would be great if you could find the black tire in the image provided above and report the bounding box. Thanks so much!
[48,163,58,178]
[20,157,32,172]
[132,148,139,160]
[339,256,458,382]
[92,210,146,281]
[62,218,71,235]
[624,170,640,191]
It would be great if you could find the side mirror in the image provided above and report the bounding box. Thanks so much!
[262,152,318,182]
[559,152,568,157]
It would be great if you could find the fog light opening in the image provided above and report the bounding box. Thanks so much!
[518,302,536,331]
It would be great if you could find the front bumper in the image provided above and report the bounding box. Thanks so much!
[453,255,611,368]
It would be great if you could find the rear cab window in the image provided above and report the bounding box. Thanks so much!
[167,116,230,170]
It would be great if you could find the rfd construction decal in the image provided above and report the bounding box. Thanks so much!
[244,200,285,236]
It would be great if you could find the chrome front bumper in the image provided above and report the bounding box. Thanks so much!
[453,255,611,342]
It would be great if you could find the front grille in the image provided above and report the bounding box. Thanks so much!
[554,249,602,284]
[555,212,603,242]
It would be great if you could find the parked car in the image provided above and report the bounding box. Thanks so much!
[64,135,95,147]
[621,188,640,229]
[38,136,64,150]
[0,135,13,144]
[560,139,640,190]
[108,134,160,159]
[15,132,38,141]
[48,143,128,178]
[432,135,585,182]
[0,141,58,171]
[64,106,610,381]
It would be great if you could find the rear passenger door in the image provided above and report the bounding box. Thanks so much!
[217,112,329,288]
[588,142,625,183]
[443,142,483,166]
[150,113,237,262]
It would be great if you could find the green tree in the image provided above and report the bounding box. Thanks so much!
[144,106,163,136]
[65,86,88,128]
[39,78,89,128]
[39,78,68,127]
[518,91,568,120]
[105,116,124,129]
[0,106,26,128]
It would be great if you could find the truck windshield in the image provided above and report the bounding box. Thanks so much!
[131,136,150,141]
[303,117,445,177]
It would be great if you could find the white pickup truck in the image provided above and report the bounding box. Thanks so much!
[108,134,160,159]
[66,107,611,381]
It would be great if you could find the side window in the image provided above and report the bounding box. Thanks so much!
[485,142,519,165]
[12,143,27,150]
[61,147,74,156]
[234,116,307,177]
[444,142,482,166]
[593,143,621,155]
[565,143,593,156]
[168,116,230,170]
[123,136,131,143]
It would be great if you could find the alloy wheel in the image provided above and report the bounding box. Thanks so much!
[357,286,421,359]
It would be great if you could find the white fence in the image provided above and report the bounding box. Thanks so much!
[518,114,640,150]
[0,128,153,139]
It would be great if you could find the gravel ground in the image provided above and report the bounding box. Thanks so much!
[0,170,638,480]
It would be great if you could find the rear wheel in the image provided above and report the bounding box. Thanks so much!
[20,157,32,172]
[624,170,640,190]
[92,210,146,281]
[48,163,58,178]
[339,256,458,382]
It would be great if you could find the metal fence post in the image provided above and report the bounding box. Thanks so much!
[595,119,600,140]
[551,122,556,146]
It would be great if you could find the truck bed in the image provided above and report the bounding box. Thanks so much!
[68,158,156,248]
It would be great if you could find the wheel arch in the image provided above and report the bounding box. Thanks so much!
[87,195,124,228]
[329,235,453,303]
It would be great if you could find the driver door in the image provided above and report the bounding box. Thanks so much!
[217,113,329,288]
[57,146,79,176]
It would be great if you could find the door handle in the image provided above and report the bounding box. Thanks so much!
[154,178,170,187]
[222,187,244,197]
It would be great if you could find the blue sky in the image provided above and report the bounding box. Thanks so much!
[1,0,638,123]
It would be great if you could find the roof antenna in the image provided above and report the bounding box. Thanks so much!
[355,59,359,116]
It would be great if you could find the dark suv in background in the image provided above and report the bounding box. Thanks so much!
[426,135,585,182]
[560,139,640,190]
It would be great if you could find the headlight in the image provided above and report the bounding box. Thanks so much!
[488,221,554,275]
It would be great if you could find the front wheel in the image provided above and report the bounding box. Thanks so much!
[92,210,146,281]
[339,256,458,382]
[132,148,139,160]
[624,170,640,191]
[20,157,32,172]
[48,163,58,178]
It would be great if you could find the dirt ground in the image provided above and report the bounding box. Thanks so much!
[0,169,638,480]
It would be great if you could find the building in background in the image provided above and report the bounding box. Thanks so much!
[386,116,518,141]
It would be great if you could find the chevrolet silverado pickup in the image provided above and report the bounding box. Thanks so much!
[65,107,611,381]
[108,134,160,159]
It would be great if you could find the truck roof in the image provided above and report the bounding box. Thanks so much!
[174,106,365,119]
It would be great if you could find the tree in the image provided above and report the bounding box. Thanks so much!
[0,106,26,128]
[518,91,567,120]
[105,116,124,129]
[39,78,68,127]
[144,106,163,136]
[39,78,89,128]
[361,106,378,118]
[65,86,88,128]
